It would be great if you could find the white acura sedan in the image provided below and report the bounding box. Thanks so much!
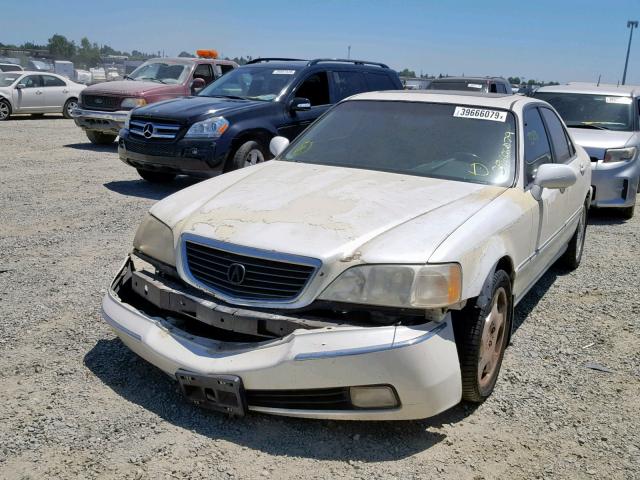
[0,71,85,120]
[102,91,592,420]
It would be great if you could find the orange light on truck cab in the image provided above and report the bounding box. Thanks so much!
[196,50,219,59]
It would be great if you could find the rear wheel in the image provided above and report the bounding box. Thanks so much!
[0,99,11,121]
[136,168,176,183]
[561,202,588,269]
[620,204,635,220]
[63,98,77,119]
[86,130,117,145]
[226,140,269,172]
[454,270,512,403]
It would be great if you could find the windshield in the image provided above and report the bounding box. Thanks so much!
[282,101,517,186]
[0,73,20,86]
[128,61,189,84]
[199,66,299,101]
[428,81,488,92]
[534,92,634,131]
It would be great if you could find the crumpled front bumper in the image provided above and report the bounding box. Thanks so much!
[72,107,129,135]
[101,256,463,420]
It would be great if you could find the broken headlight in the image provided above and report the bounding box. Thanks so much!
[319,264,462,308]
[132,214,176,266]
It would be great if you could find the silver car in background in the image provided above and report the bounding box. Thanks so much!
[535,83,640,218]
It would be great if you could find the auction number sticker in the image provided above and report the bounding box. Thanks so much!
[454,106,507,122]
[605,96,632,104]
[272,69,296,75]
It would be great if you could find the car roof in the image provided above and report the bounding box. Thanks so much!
[142,57,236,65]
[430,76,508,83]
[350,90,534,110]
[241,58,392,71]
[536,83,640,97]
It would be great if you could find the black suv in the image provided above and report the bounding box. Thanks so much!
[118,58,403,182]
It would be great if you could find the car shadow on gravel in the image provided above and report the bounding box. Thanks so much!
[103,177,201,200]
[64,142,118,153]
[85,338,452,461]
[587,208,630,226]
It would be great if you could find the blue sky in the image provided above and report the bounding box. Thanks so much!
[1,0,638,84]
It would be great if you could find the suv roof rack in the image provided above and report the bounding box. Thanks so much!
[246,58,307,64]
[307,58,389,69]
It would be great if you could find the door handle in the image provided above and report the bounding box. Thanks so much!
[62,89,69,93]
[579,163,586,175]
[35,90,43,95]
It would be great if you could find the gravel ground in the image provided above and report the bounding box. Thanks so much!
[0,116,639,480]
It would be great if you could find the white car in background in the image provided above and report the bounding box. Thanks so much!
[103,91,591,420]
[0,71,85,120]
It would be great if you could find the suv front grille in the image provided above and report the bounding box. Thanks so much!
[183,240,319,302]
[129,119,181,140]
[82,95,121,111]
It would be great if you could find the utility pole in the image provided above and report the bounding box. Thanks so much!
[622,20,638,85]
[347,45,351,59]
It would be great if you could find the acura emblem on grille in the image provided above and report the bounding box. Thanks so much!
[227,263,246,285]
[143,123,154,138]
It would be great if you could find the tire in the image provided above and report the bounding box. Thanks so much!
[136,168,176,183]
[560,202,588,269]
[85,130,117,145]
[454,270,512,403]
[0,99,11,121]
[63,98,77,119]
[226,140,269,172]
[620,205,635,220]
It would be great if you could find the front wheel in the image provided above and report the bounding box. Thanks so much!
[85,130,117,145]
[226,140,269,172]
[454,270,512,403]
[0,99,11,121]
[136,169,176,183]
[63,98,77,119]
[560,203,588,269]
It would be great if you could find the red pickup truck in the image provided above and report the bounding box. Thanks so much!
[73,55,237,144]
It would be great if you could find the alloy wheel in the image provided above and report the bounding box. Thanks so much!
[0,102,9,120]
[244,148,265,167]
[575,207,586,261]
[66,101,77,117]
[478,286,508,388]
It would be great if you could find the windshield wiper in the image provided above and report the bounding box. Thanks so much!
[138,77,167,84]
[123,75,134,80]
[566,122,609,130]
[205,94,247,100]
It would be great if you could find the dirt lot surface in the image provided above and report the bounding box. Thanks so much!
[0,116,639,480]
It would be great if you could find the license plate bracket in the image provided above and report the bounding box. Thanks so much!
[176,370,247,417]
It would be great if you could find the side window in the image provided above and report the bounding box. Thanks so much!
[219,64,234,75]
[540,107,572,163]
[524,108,553,185]
[42,75,66,87]
[365,72,397,90]
[293,71,330,106]
[332,71,367,101]
[490,83,498,93]
[21,75,42,88]
[194,64,214,85]
[496,83,507,94]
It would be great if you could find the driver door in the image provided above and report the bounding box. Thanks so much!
[13,74,44,112]
[278,71,332,139]
[523,107,568,279]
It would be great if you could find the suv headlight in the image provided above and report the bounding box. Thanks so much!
[184,116,229,139]
[121,97,147,109]
[319,264,462,308]
[603,147,637,163]
[132,214,175,266]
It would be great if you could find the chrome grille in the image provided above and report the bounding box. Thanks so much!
[129,119,181,140]
[183,239,319,302]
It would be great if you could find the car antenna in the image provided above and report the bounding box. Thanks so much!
[597,74,601,87]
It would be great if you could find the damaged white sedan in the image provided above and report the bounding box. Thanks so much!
[102,91,592,420]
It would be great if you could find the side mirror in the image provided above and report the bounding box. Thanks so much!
[290,97,311,112]
[190,77,206,93]
[269,136,290,157]
[15,83,25,89]
[531,163,577,200]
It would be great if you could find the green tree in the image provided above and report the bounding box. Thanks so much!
[398,68,417,78]
[508,76,521,85]
[48,34,76,59]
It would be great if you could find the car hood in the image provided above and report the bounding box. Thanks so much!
[132,95,267,121]
[83,80,173,96]
[569,128,638,159]
[151,161,506,264]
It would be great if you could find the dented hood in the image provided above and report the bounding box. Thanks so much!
[151,161,506,264]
